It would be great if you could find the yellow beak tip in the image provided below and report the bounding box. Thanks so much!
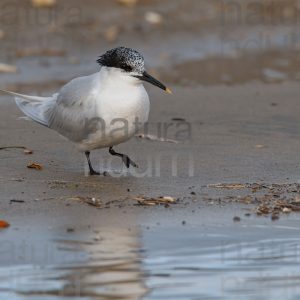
[166,87,173,94]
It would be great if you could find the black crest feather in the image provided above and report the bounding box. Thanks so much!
[97,47,145,73]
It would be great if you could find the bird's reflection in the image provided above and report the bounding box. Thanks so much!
[0,227,148,300]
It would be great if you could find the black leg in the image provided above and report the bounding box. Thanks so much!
[85,151,101,175]
[109,147,138,168]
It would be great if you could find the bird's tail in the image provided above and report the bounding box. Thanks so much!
[0,89,55,127]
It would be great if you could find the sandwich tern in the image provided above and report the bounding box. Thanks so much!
[1,47,171,175]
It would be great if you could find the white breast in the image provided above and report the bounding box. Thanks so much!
[63,68,151,151]
[49,68,150,151]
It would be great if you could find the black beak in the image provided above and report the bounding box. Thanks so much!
[134,71,172,94]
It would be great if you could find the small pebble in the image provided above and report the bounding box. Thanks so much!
[145,11,163,25]
[271,214,280,221]
[233,216,241,222]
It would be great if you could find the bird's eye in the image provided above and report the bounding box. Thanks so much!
[123,65,132,72]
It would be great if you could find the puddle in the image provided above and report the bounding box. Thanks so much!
[1,224,300,299]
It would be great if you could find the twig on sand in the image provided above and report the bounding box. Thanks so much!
[0,146,33,154]
[66,196,102,208]
[135,134,179,143]
[133,196,177,206]
[207,183,246,190]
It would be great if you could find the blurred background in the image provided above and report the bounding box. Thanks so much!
[2,0,300,91]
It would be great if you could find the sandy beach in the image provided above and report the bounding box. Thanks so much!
[1,0,300,299]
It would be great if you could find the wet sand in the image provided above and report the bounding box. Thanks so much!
[1,80,300,298]
[1,0,300,299]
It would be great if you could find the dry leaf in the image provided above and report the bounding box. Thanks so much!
[27,163,43,170]
[0,63,18,73]
[0,220,10,229]
[0,30,4,39]
[31,0,56,8]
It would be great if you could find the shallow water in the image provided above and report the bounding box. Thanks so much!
[143,226,300,300]
[1,222,300,300]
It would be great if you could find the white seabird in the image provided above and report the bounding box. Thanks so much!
[1,47,171,175]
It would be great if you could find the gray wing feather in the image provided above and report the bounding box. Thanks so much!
[15,98,53,127]
[48,73,101,142]
[0,89,56,127]
[0,72,101,142]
